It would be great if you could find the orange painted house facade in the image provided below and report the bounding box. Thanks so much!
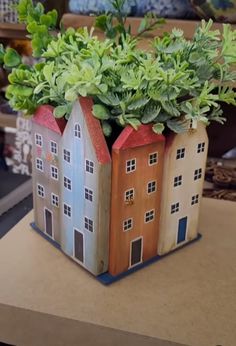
[109,125,165,276]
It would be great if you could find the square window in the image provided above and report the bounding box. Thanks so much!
[194,168,202,181]
[171,203,179,214]
[50,141,58,155]
[176,148,185,160]
[174,175,182,187]
[63,149,71,163]
[149,152,158,165]
[74,123,81,138]
[51,193,59,207]
[64,176,72,190]
[145,210,155,223]
[197,142,205,153]
[85,188,93,202]
[85,160,94,174]
[147,181,156,194]
[37,184,45,198]
[36,158,43,172]
[84,217,93,232]
[124,189,134,202]
[35,133,42,147]
[64,203,71,218]
[191,194,199,205]
[126,159,136,173]
[123,218,133,231]
[50,165,58,180]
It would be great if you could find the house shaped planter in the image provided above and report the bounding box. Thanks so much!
[31,97,208,282]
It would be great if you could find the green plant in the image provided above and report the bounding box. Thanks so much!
[2,0,236,135]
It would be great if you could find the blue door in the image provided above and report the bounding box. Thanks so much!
[177,217,187,244]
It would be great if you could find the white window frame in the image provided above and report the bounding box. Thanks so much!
[174,175,182,187]
[64,176,72,191]
[35,133,43,147]
[85,159,94,174]
[63,203,72,218]
[84,187,93,202]
[36,158,43,172]
[147,181,157,194]
[149,152,158,166]
[124,188,135,202]
[51,193,59,207]
[123,218,133,232]
[50,165,59,180]
[191,194,199,205]
[126,158,136,174]
[37,184,45,198]
[176,148,185,160]
[144,209,155,223]
[50,140,58,155]
[84,216,94,232]
[171,202,180,214]
[73,228,85,265]
[74,123,81,138]
[194,168,202,181]
[63,149,71,163]
[197,142,205,153]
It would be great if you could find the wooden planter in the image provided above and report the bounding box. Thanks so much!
[31,97,208,280]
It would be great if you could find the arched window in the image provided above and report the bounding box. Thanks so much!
[74,123,81,138]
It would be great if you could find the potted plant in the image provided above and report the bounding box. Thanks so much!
[1,0,236,282]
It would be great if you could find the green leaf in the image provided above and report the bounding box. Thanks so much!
[141,105,161,124]
[102,121,112,136]
[53,105,68,118]
[167,119,189,133]
[4,48,22,68]
[126,118,141,130]
[92,104,110,120]
[152,123,165,134]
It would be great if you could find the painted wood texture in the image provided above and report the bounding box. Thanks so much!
[158,123,209,255]
[109,125,165,276]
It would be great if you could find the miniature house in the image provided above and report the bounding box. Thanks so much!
[31,97,207,280]
[158,123,208,255]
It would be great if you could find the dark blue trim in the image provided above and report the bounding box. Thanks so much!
[30,222,201,286]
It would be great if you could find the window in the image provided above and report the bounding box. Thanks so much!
[63,149,71,163]
[50,165,58,180]
[176,148,185,160]
[194,168,202,181]
[85,160,94,174]
[149,152,158,165]
[191,194,199,205]
[37,184,45,198]
[147,181,156,194]
[145,210,155,223]
[124,189,134,202]
[84,217,93,232]
[64,176,72,190]
[171,203,179,214]
[174,175,182,187]
[123,218,133,231]
[85,188,93,202]
[197,142,205,153]
[64,203,71,218]
[74,123,81,138]
[35,133,42,147]
[50,141,58,155]
[51,193,59,207]
[126,159,136,173]
[36,158,43,172]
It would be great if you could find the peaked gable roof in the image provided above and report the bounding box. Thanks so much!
[79,97,111,164]
[113,124,165,150]
[33,105,66,135]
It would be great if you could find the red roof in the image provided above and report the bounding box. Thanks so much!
[79,97,111,164]
[33,105,66,135]
[113,124,165,150]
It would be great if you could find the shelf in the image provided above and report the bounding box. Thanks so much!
[0,111,17,128]
[0,22,27,39]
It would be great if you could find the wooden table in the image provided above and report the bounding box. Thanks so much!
[0,198,235,346]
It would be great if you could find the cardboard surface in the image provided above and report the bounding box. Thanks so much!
[0,198,236,346]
